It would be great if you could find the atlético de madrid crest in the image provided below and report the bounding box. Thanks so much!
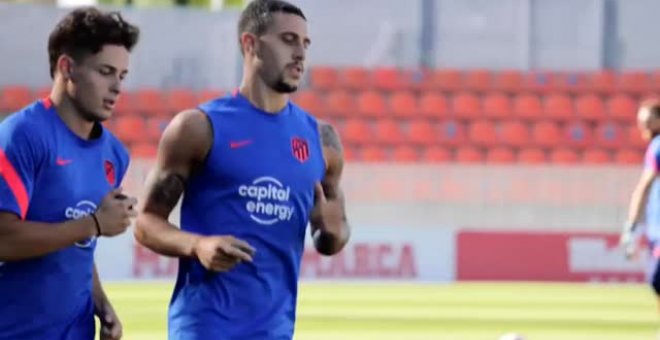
[291,137,310,163]
[104,160,116,186]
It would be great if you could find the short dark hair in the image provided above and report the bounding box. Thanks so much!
[48,7,140,78]
[238,0,306,50]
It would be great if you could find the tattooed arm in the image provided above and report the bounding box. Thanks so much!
[309,121,350,255]
[133,110,211,257]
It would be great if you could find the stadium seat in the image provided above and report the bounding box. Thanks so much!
[627,124,646,149]
[166,89,197,114]
[343,146,358,161]
[455,146,484,163]
[575,94,605,122]
[374,118,404,146]
[493,70,523,92]
[131,143,158,158]
[432,69,462,91]
[607,94,638,121]
[549,148,579,164]
[452,92,482,119]
[135,88,166,116]
[513,94,543,120]
[543,93,574,121]
[407,119,437,146]
[145,117,170,142]
[341,67,370,90]
[531,121,561,148]
[391,145,419,162]
[360,145,387,162]
[357,90,388,117]
[486,147,516,163]
[32,87,51,102]
[482,93,512,119]
[0,85,31,112]
[422,146,452,162]
[589,70,616,93]
[390,91,419,118]
[594,121,625,149]
[618,71,651,94]
[325,90,356,117]
[467,120,498,147]
[500,120,530,147]
[293,90,324,115]
[582,149,611,164]
[197,89,224,103]
[310,66,338,90]
[419,92,449,119]
[464,69,492,92]
[114,116,146,144]
[517,148,547,164]
[615,149,643,164]
[341,118,372,146]
[563,121,594,149]
[372,67,404,91]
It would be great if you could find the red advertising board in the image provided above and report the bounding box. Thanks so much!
[457,231,647,282]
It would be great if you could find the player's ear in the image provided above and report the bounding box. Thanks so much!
[240,32,257,55]
[57,55,75,81]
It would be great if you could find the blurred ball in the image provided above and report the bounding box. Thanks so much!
[499,333,525,340]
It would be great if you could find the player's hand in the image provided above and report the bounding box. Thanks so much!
[310,182,344,234]
[95,188,138,237]
[96,302,122,340]
[619,223,637,260]
[193,236,255,272]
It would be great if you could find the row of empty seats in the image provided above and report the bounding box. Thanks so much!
[310,67,660,94]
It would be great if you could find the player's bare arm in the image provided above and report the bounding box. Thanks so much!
[134,110,255,269]
[310,121,350,255]
[0,189,136,261]
[621,168,657,250]
[92,264,122,340]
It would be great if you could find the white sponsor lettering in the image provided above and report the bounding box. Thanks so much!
[238,176,294,225]
[65,200,98,248]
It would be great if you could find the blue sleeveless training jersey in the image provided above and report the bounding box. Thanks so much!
[168,92,325,339]
[0,98,129,339]
[645,135,660,241]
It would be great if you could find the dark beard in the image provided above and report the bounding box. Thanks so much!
[271,77,298,94]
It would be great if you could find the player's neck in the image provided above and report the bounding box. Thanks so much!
[238,77,288,114]
[49,88,96,140]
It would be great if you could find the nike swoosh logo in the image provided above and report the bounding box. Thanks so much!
[230,140,253,149]
[56,158,73,166]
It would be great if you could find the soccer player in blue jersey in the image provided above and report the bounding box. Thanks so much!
[134,0,350,339]
[0,7,139,340]
[621,99,660,313]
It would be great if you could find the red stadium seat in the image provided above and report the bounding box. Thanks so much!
[357,90,388,117]
[563,121,594,149]
[360,145,387,162]
[374,119,404,146]
[464,70,492,92]
[325,90,356,117]
[517,148,547,164]
[500,120,530,147]
[342,118,372,146]
[467,120,498,147]
[582,149,611,164]
[419,92,449,119]
[618,71,651,94]
[134,88,166,116]
[455,146,484,163]
[0,86,32,112]
[390,91,419,118]
[131,142,158,158]
[391,145,419,162]
[407,119,437,146]
[166,89,197,114]
[615,149,643,164]
[438,119,467,146]
[197,89,224,103]
[493,70,523,92]
[549,148,579,164]
[452,92,482,119]
[422,146,452,162]
[594,121,625,149]
[310,67,339,90]
[531,121,561,148]
[372,68,404,91]
[590,70,616,93]
[114,116,146,144]
[575,94,605,122]
[486,147,516,164]
[513,94,543,120]
[341,67,370,90]
[293,90,324,115]
[482,93,512,119]
[432,69,462,91]
[543,93,574,121]
[607,94,638,121]
[627,124,646,149]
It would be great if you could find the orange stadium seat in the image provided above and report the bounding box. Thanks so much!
[590,70,616,93]
[166,89,198,114]
[615,149,643,164]
[293,90,323,115]
[131,142,158,158]
[543,93,574,121]
[517,148,547,164]
[493,70,523,92]
[341,67,370,90]
[310,67,338,90]
[390,91,419,118]
[607,94,638,121]
[594,121,625,149]
[0,86,31,112]
[455,146,484,163]
[419,92,450,119]
[627,124,646,149]
[374,119,404,146]
[114,116,146,144]
[33,87,51,102]
[407,119,437,146]
[432,69,462,91]
[391,145,419,162]
[513,93,543,120]
[482,93,512,119]
[531,121,561,148]
[464,69,492,92]
[582,149,611,164]
[372,68,403,91]
[145,117,170,142]
[422,146,452,162]
[575,94,605,122]
[652,70,660,92]
[486,147,516,163]
[452,92,482,119]
[342,118,372,146]
[549,148,579,164]
[618,71,651,94]
[467,120,498,146]
[357,90,388,117]
[438,119,467,145]
[564,121,593,149]
[134,88,166,116]
[113,91,136,116]
[197,89,224,103]
[343,146,358,161]
[360,145,387,162]
[325,90,356,117]
[500,120,530,147]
